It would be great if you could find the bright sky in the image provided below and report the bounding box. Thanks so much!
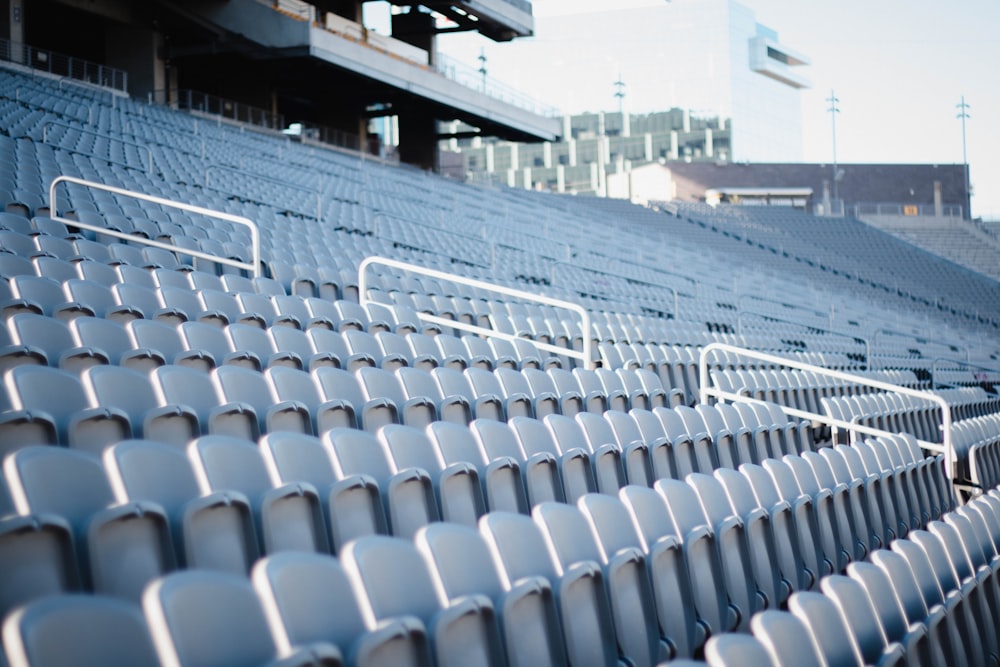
[423,0,1000,219]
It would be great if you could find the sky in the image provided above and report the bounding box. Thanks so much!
[414,0,1000,219]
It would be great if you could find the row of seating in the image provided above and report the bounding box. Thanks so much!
[709,490,1000,667]
[2,479,991,667]
[0,414,949,625]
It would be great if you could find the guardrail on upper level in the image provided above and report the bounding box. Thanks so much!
[0,38,128,94]
[49,176,261,278]
[697,342,955,479]
[359,256,595,370]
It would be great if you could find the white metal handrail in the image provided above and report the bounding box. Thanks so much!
[49,176,262,278]
[359,256,595,370]
[698,342,955,478]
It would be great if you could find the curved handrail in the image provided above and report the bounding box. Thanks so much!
[49,176,261,278]
[359,256,595,370]
[698,341,955,481]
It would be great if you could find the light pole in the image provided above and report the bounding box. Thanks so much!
[957,95,970,217]
[477,48,487,93]
[614,74,626,169]
[826,89,840,208]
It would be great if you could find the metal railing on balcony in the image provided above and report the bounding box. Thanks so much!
[0,37,128,93]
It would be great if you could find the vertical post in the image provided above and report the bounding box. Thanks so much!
[956,96,970,219]
[826,90,840,207]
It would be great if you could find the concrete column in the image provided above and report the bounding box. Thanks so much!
[556,164,565,193]
[683,109,691,133]
[543,142,552,168]
[485,143,495,173]
[705,128,714,158]
[6,0,25,61]
[590,162,600,193]
[104,23,165,97]
[522,167,532,189]
[670,131,679,160]
[562,114,572,141]
[568,139,577,167]
[391,9,436,65]
[509,143,519,171]
[397,107,438,171]
[934,181,943,217]
[621,111,631,138]
[506,169,517,188]
[644,133,653,162]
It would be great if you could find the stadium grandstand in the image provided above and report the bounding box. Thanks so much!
[2,3,1000,667]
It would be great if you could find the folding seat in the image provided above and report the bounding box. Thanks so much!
[177,320,256,370]
[622,483,734,637]
[466,366,530,419]
[83,364,199,448]
[695,403,756,467]
[691,471,788,609]
[732,402,787,460]
[74,260,119,288]
[227,322,303,370]
[653,406,716,477]
[188,434,328,555]
[0,211,33,235]
[268,325,340,371]
[127,319,213,370]
[578,411,651,487]
[378,424,485,526]
[495,366,556,418]
[763,457,844,574]
[500,336,545,370]
[4,446,175,601]
[461,334,495,370]
[925,521,1000,656]
[262,367,349,436]
[893,535,987,667]
[199,288,266,328]
[357,365,437,428]
[431,367,503,421]
[544,413,625,495]
[113,282,186,324]
[627,408,679,480]
[572,367,623,412]
[436,333,478,370]
[2,365,129,452]
[397,366,471,425]
[374,330,428,370]
[703,634,773,667]
[143,570,339,667]
[846,560,944,667]
[0,254,35,282]
[32,255,78,282]
[113,263,157,289]
[543,367,589,416]
[834,444,898,547]
[345,328,408,371]
[0,230,38,257]
[7,312,107,371]
[478,512,620,667]
[532,501,665,667]
[63,278,142,322]
[0,512,81,624]
[416,523,565,667]
[151,267,194,290]
[821,575,909,666]
[480,336,516,370]
[749,610,825,667]
[324,428,438,538]
[425,421,528,514]
[741,461,830,588]
[158,285,229,327]
[475,418,566,505]
[273,294,336,331]
[2,594,160,666]
[579,493,705,659]
[252,552,432,667]
[212,365,311,436]
[341,535,505,667]
[235,291,299,329]
[716,402,775,463]
[788,592,867,667]
[152,365,257,440]
[308,327,372,370]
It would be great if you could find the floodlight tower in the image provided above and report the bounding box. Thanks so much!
[826,89,840,206]
[614,74,626,171]
[957,95,970,217]
[478,48,488,92]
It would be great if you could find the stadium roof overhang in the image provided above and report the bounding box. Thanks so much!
[417,1,534,41]
[166,0,558,143]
